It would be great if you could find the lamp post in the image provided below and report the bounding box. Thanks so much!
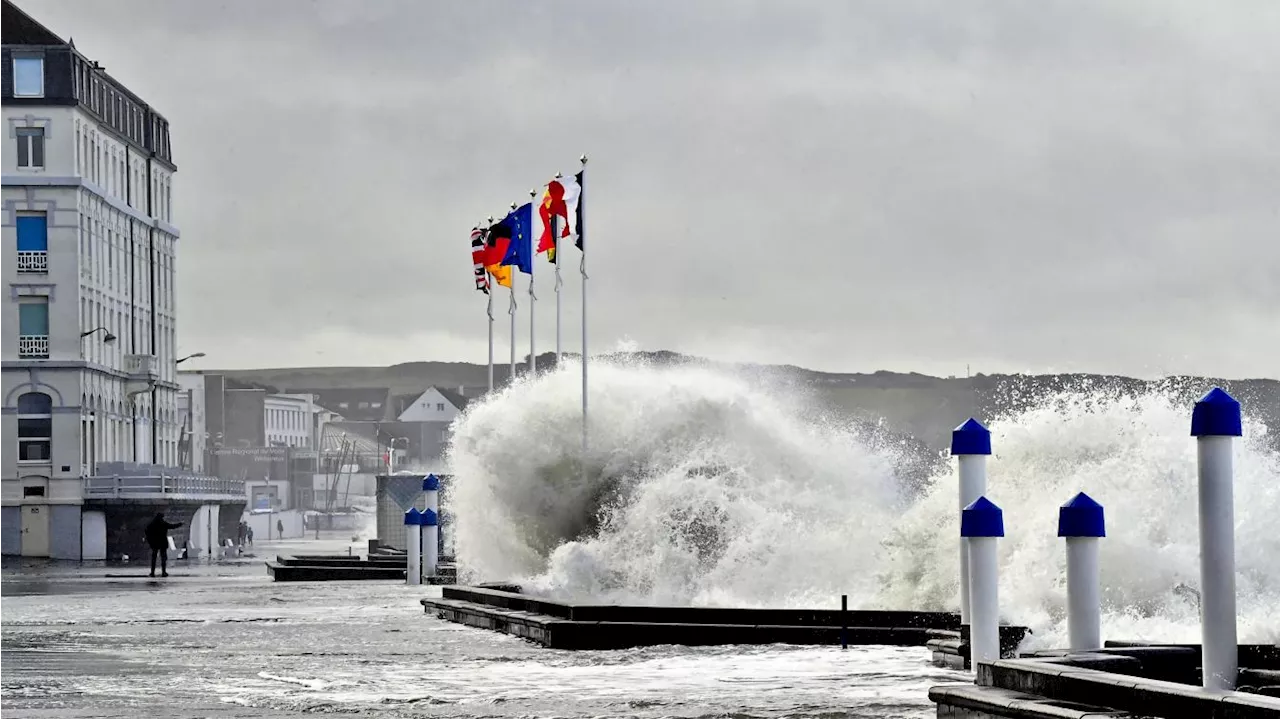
[80,327,117,342]
[176,352,206,365]
[80,327,117,363]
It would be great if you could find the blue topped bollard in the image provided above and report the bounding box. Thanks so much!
[422,474,441,575]
[961,496,1003,668]
[1058,492,1105,651]
[404,508,424,586]
[952,418,992,628]
[421,507,439,581]
[1191,387,1242,690]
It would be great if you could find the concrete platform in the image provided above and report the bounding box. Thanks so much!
[930,646,1280,718]
[266,554,458,582]
[421,585,1030,652]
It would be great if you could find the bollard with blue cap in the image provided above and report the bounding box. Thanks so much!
[962,495,1003,668]
[1058,492,1105,651]
[952,418,992,628]
[1191,387,1242,690]
[423,475,441,568]
[421,507,439,580]
[404,508,423,586]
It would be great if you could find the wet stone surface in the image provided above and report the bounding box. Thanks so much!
[3,537,967,718]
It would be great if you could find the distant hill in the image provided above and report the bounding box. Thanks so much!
[217,352,1280,454]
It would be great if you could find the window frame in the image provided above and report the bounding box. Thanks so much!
[18,298,50,336]
[16,392,53,464]
[12,55,45,98]
[16,212,49,252]
[15,127,46,169]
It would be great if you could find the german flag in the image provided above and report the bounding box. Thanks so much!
[484,219,514,288]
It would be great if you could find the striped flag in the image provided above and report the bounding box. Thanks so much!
[470,228,489,293]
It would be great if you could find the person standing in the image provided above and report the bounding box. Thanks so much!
[145,513,184,578]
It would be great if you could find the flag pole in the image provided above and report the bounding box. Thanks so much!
[508,285,517,382]
[528,188,537,376]
[508,205,518,382]
[553,173,563,365]
[483,219,495,393]
[579,155,589,478]
[486,287,494,392]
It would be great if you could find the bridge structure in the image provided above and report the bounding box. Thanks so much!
[82,463,247,561]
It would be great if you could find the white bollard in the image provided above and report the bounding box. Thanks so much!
[962,495,1003,668]
[952,418,991,628]
[423,474,440,568]
[1190,387,1242,691]
[422,508,439,581]
[405,508,423,586]
[1058,492,1105,651]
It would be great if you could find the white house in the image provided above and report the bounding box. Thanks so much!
[396,387,468,423]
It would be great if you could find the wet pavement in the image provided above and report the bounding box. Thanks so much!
[3,535,968,718]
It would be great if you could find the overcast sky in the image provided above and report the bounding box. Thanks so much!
[25,0,1280,378]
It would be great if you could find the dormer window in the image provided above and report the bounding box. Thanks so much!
[12,56,44,98]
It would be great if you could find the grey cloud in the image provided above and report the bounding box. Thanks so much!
[24,0,1280,376]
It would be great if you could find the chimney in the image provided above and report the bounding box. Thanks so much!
[458,386,465,396]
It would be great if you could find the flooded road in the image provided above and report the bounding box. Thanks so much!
[3,538,968,718]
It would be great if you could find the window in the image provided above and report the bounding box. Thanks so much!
[19,299,50,358]
[16,213,48,273]
[15,128,45,169]
[17,392,52,462]
[437,403,445,412]
[12,56,44,97]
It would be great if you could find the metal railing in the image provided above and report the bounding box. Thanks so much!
[84,474,246,499]
[17,250,48,273]
[18,335,49,358]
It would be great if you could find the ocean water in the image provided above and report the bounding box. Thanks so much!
[6,361,1278,718]
[1,559,961,718]
[449,359,1280,650]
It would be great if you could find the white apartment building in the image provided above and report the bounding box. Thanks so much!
[1,3,183,557]
[265,392,317,449]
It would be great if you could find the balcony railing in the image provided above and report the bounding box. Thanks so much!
[18,335,49,358]
[17,250,48,273]
[84,473,247,501]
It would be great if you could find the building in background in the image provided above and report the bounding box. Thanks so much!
[176,371,206,471]
[0,1,242,560]
[183,371,332,513]
[265,392,315,449]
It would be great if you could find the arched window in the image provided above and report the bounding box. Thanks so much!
[17,392,52,462]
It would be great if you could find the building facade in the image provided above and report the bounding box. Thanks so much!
[1,2,191,558]
[265,392,316,449]
[176,371,206,472]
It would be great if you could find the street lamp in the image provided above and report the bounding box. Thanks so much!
[176,352,206,365]
[80,327,117,343]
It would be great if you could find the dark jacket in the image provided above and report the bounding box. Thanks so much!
[144,515,183,549]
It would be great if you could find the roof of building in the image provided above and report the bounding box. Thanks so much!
[319,422,383,455]
[2,1,65,46]
[301,388,393,421]
[436,387,471,411]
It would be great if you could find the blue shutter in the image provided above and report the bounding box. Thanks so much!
[16,216,48,252]
[19,302,49,335]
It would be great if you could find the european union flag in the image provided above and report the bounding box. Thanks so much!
[499,203,535,274]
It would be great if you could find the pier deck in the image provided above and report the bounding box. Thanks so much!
[421,585,1028,654]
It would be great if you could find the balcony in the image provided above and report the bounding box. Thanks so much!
[84,472,247,503]
[18,334,49,358]
[17,250,48,273]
